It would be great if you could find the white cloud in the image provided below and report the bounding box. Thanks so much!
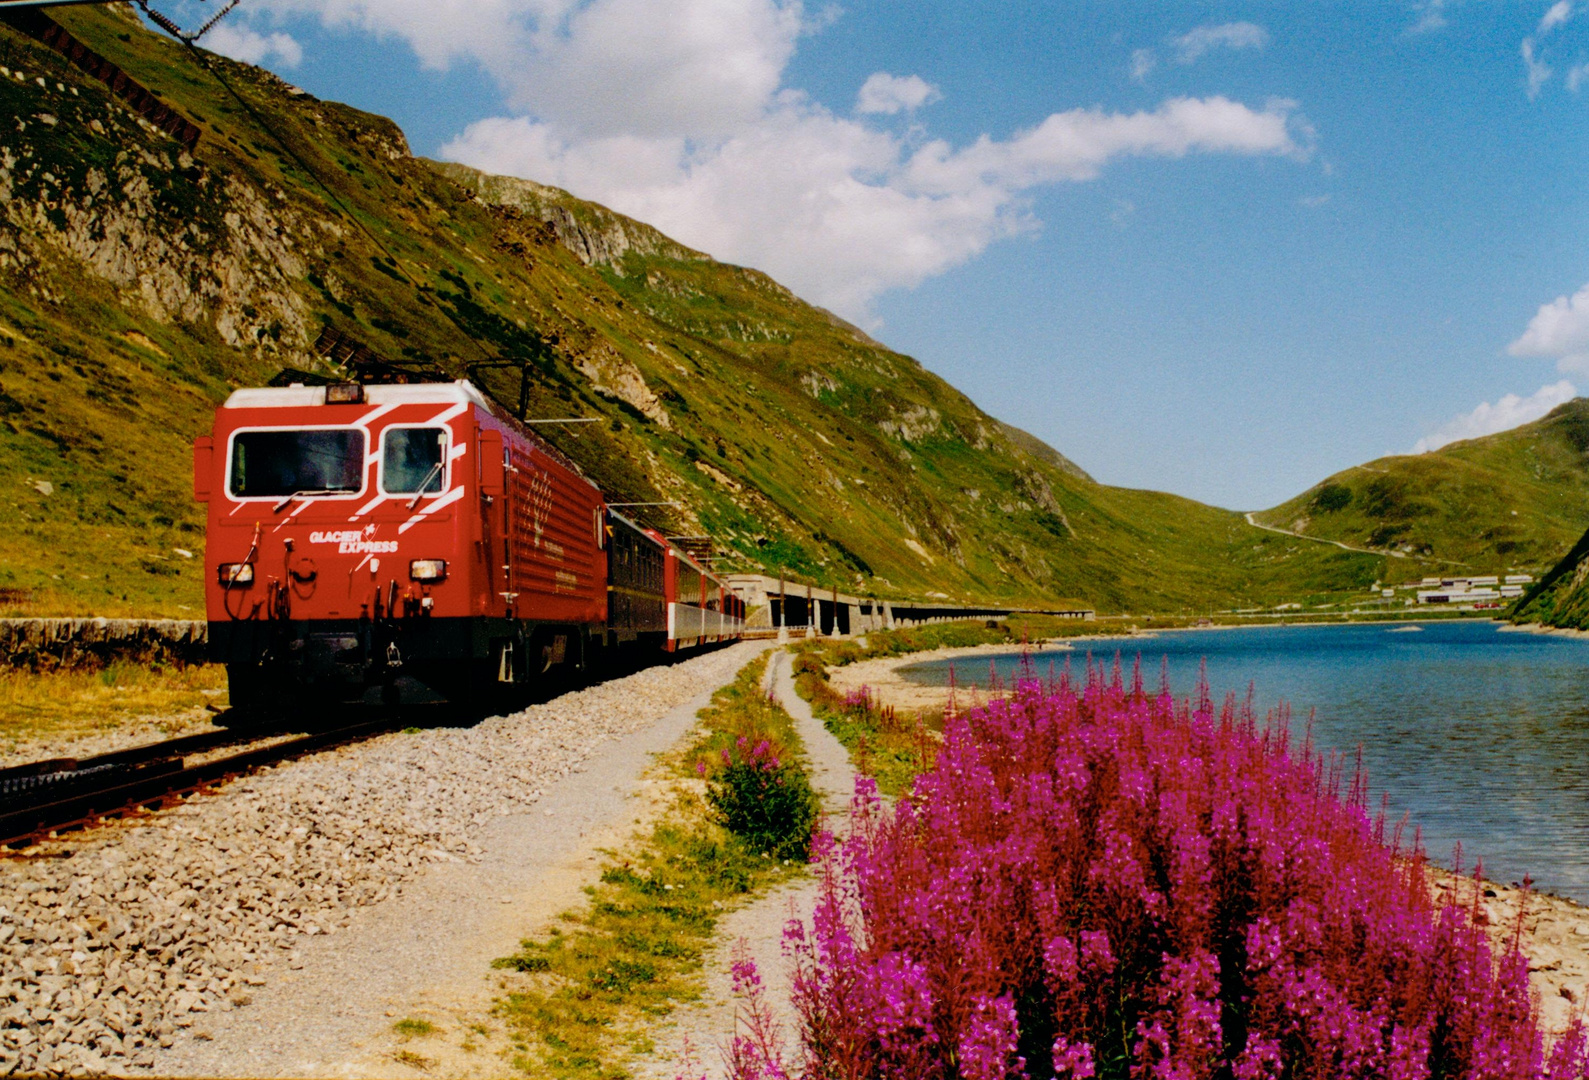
[508,0,807,137]
[1413,381,1577,453]
[1297,193,1331,207]
[261,0,542,73]
[1523,37,1553,97]
[256,0,805,137]
[203,24,304,67]
[1568,61,1589,90]
[1172,22,1268,64]
[1129,48,1156,82]
[1540,1,1573,34]
[1509,281,1589,371]
[1408,1,1450,34]
[244,0,1310,324]
[855,73,940,116]
[444,95,1304,322]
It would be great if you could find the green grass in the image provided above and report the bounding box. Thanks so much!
[490,652,808,1078]
[393,1018,437,1039]
[783,619,1122,795]
[0,6,1409,619]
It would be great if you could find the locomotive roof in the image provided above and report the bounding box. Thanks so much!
[221,379,597,486]
[222,381,495,411]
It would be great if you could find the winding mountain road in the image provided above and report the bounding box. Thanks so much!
[1242,513,1475,571]
[1242,512,1394,557]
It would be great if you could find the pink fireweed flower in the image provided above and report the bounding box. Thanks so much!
[778,674,1580,1079]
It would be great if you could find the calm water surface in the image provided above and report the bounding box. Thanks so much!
[898,621,1589,902]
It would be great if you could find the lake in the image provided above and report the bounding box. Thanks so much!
[898,620,1589,902]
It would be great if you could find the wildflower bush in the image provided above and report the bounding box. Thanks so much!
[706,734,820,861]
[752,662,1589,1080]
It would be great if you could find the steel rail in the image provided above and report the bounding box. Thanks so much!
[0,718,398,848]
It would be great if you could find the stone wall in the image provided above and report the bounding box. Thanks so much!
[0,618,207,671]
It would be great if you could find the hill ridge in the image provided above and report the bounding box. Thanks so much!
[1252,399,1589,581]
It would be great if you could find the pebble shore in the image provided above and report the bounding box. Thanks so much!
[0,647,752,1077]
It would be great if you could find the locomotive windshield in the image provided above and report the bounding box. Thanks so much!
[228,428,365,499]
[382,427,447,494]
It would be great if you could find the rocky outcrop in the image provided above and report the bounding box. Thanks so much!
[573,342,672,429]
[425,160,701,269]
[0,73,315,359]
[879,404,943,444]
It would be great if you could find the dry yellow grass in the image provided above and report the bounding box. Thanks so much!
[0,661,227,751]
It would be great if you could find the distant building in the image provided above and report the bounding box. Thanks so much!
[1418,586,1501,605]
[1505,574,1534,586]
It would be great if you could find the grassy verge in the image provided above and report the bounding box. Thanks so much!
[0,659,225,751]
[786,617,1122,795]
[489,651,811,1079]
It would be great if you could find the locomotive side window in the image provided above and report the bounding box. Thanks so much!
[382,427,447,495]
[229,429,365,499]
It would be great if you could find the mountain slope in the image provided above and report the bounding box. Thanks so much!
[1252,401,1589,582]
[1508,525,1589,629]
[0,5,1380,617]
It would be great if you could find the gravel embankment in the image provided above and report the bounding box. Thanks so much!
[0,646,756,1077]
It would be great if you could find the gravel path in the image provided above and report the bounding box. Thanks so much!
[635,649,856,1078]
[0,643,761,1078]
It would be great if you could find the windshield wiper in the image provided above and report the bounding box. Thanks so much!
[406,463,445,510]
[273,488,353,512]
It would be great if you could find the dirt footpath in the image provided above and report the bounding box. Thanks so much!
[632,649,857,1078]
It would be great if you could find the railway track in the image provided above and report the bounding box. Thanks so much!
[0,714,408,849]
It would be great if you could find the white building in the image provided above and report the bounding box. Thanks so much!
[1417,587,1502,605]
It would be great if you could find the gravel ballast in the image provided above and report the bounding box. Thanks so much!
[0,644,760,1077]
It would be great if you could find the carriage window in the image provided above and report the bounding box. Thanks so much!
[383,427,447,494]
[229,429,364,498]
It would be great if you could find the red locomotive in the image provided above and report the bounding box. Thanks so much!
[192,379,743,713]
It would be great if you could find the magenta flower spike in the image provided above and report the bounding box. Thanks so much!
[774,673,1575,1079]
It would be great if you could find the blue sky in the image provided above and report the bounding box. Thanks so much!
[160,0,1589,510]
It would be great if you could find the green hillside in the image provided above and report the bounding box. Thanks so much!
[0,5,1383,618]
[1252,400,1589,584]
[1507,526,1589,629]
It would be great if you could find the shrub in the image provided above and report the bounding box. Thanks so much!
[706,735,819,861]
[770,662,1583,1080]
[1311,482,1353,513]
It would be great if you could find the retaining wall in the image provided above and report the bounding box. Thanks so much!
[0,618,208,671]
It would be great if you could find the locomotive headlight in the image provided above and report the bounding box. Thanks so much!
[409,559,447,582]
[218,562,254,586]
